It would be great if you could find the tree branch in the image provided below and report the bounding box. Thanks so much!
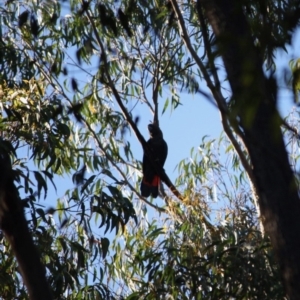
[198,0,300,297]
[0,148,53,300]
[83,118,167,212]
[170,0,255,189]
[85,8,184,201]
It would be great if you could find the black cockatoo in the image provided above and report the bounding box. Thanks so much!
[141,124,168,198]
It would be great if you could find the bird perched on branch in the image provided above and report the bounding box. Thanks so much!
[141,124,168,198]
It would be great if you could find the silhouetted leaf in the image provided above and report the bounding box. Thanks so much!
[118,8,132,37]
[78,0,90,16]
[72,165,86,185]
[101,237,110,259]
[67,102,84,122]
[18,10,29,27]
[71,78,78,92]
[30,15,39,37]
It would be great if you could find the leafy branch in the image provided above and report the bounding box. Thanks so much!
[170,0,255,186]
[85,6,184,201]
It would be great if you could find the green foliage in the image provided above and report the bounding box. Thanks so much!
[0,0,297,299]
[108,136,284,299]
[114,210,283,299]
[243,0,300,70]
[289,58,300,103]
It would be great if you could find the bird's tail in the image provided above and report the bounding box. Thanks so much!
[140,176,160,198]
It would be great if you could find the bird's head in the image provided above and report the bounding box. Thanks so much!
[148,123,163,138]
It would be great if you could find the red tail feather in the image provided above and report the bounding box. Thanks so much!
[143,175,160,187]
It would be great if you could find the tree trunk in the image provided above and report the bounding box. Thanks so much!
[199,0,300,299]
[0,151,53,300]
